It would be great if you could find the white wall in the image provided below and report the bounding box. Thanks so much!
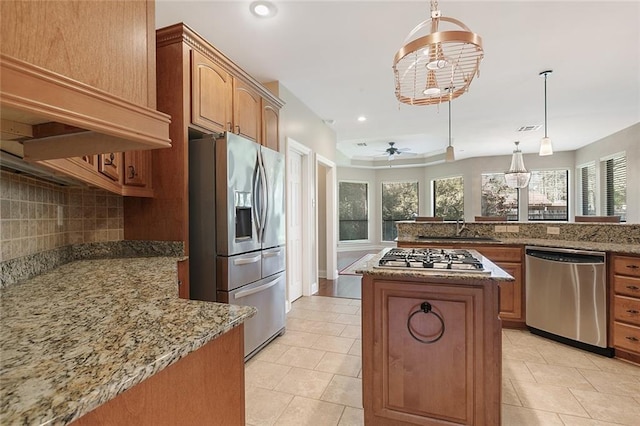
[337,122,639,247]
[574,123,640,223]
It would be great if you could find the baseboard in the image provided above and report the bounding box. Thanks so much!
[318,268,326,279]
[337,244,383,252]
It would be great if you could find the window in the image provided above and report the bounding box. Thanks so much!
[528,170,568,220]
[481,173,519,220]
[578,163,596,215]
[381,181,419,241]
[433,176,463,220]
[338,181,368,241]
[604,153,626,221]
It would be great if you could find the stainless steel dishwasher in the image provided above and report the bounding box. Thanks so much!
[525,246,613,356]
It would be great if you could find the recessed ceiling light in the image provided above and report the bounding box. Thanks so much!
[357,116,367,122]
[250,1,277,18]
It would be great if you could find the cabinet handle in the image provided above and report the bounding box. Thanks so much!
[625,336,639,342]
[626,264,639,269]
[226,122,232,132]
[235,125,240,134]
[407,301,445,344]
[626,285,640,291]
[104,152,115,166]
[128,165,137,179]
[626,309,640,314]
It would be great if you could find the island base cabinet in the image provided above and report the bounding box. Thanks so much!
[72,325,245,426]
[362,276,501,425]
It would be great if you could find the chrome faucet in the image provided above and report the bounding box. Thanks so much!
[456,218,467,236]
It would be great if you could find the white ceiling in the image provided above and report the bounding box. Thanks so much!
[155,1,640,164]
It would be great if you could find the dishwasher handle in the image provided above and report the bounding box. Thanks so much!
[526,248,604,264]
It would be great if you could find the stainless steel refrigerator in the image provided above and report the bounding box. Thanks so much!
[189,132,286,359]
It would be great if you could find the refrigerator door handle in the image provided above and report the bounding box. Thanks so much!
[233,254,262,265]
[234,277,280,299]
[252,154,263,242]
[258,151,268,242]
[262,248,282,258]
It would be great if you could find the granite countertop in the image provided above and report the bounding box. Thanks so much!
[0,257,256,425]
[356,248,514,282]
[398,236,640,255]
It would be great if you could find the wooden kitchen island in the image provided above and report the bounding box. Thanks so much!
[358,249,511,425]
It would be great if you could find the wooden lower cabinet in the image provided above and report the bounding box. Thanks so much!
[610,253,640,364]
[362,274,501,425]
[72,325,245,426]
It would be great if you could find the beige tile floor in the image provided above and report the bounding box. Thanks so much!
[245,295,640,425]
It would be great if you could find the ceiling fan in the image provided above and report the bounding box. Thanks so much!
[379,142,413,160]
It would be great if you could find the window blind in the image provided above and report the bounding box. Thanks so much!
[579,163,596,215]
[604,154,626,221]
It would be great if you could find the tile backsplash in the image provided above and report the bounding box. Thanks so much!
[0,170,123,261]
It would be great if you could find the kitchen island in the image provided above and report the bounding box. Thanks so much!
[357,248,511,425]
[0,256,255,425]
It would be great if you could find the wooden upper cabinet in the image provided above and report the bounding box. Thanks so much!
[262,98,280,151]
[123,151,151,188]
[233,79,261,143]
[191,50,232,133]
[98,152,122,182]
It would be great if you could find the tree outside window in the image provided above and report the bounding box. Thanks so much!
[481,173,519,220]
[433,176,463,220]
[382,182,418,241]
[528,170,568,220]
[338,181,368,241]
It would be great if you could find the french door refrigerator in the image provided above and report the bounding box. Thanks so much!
[189,132,286,359]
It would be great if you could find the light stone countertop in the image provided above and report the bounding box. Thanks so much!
[356,248,514,282]
[0,257,256,426]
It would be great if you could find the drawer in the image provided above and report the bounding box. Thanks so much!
[614,295,640,326]
[474,246,522,263]
[613,321,640,354]
[216,252,262,292]
[612,255,640,278]
[262,246,285,278]
[614,275,640,298]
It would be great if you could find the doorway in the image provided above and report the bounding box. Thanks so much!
[315,154,337,282]
[285,138,312,309]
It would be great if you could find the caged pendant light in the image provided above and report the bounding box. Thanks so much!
[505,141,531,189]
[539,70,554,156]
[393,0,484,106]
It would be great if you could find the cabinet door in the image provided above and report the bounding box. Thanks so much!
[123,150,150,188]
[496,261,523,320]
[233,79,261,143]
[98,152,122,182]
[191,50,232,133]
[262,98,280,150]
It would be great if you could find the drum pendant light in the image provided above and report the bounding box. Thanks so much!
[539,70,553,156]
[505,141,531,188]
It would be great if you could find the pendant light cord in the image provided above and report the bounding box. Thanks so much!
[544,72,548,138]
[448,96,452,147]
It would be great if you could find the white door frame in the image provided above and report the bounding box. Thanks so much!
[286,138,313,309]
[316,154,338,281]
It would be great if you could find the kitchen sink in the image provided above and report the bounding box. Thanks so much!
[416,235,500,242]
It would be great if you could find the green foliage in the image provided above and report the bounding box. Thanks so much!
[339,182,368,240]
[434,176,463,220]
[381,182,418,240]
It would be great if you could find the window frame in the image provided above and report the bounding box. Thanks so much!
[381,180,419,242]
[577,162,596,216]
[432,175,464,221]
[338,180,370,242]
[527,169,569,221]
[480,172,520,221]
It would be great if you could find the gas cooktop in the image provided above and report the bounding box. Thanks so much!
[375,248,489,274]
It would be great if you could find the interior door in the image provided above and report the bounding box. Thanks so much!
[287,150,303,302]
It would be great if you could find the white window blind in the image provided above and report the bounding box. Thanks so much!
[604,154,626,221]
[579,163,596,215]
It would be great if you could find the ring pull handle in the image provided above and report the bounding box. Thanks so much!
[407,301,445,344]
[103,152,115,166]
[626,264,639,269]
[128,165,137,179]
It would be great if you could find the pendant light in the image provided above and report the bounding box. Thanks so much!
[445,89,455,162]
[539,70,553,156]
[393,0,484,106]
[505,141,530,188]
